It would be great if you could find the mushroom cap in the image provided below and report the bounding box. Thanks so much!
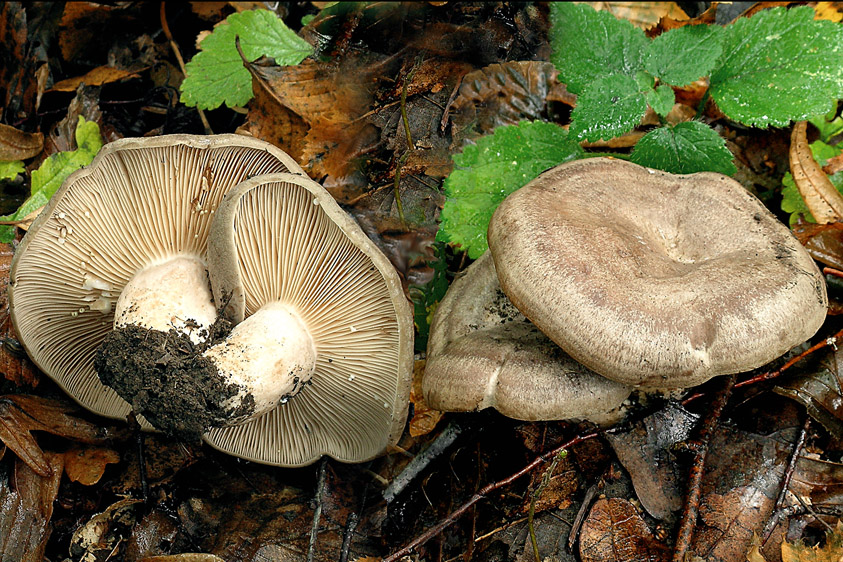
[423,251,631,422]
[487,157,828,389]
[204,172,414,466]
[10,134,304,422]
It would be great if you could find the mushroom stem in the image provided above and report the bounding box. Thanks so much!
[114,255,217,344]
[203,301,317,425]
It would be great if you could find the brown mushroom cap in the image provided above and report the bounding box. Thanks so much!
[423,251,631,421]
[488,157,828,389]
[202,172,414,466]
[10,134,303,423]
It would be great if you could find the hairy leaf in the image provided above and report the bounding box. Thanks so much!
[630,121,736,175]
[569,74,648,141]
[710,6,843,127]
[437,121,583,258]
[181,9,313,110]
[645,84,675,118]
[549,2,648,95]
[644,24,723,87]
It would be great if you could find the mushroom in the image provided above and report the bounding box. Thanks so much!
[9,134,304,425]
[487,157,828,389]
[196,172,413,465]
[423,251,631,422]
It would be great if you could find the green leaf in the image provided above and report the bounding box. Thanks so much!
[549,2,648,94]
[569,74,648,141]
[437,121,584,258]
[630,121,736,175]
[646,84,675,118]
[644,24,723,87]
[781,140,843,225]
[180,9,313,110]
[0,160,24,181]
[0,116,102,243]
[810,110,843,142]
[710,6,843,127]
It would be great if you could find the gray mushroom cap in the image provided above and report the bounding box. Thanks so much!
[487,157,828,389]
[423,251,631,422]
[9,134,304,423]
[203,172,414,466]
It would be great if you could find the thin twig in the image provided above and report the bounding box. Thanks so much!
[383,431,599,562]
[339,511,358,562]
[160,2,212,134]
[127,411,149,502]
[762,417,811,542]
[672,375,735,562]
[824,267,843,279]
[307,458,328,562]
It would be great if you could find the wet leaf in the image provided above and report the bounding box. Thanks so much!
[569,73,648,142]
[774,360,843,437]
[606,402,698,520]
[0,116,102,242]
[181,9,313,109]
[0,453,64,562]
[579,497,670,562]
[644,23,723,87]
[787,121,843,224]
[0,123,43,160]
[550,3,648,95]
[630,121,736,175]
[792,221,843,269]
[709,7,843,127]
[436,120,583,258]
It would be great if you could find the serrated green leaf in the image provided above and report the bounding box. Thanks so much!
[710,6,843,127]
[630,121,736,175]
[646,84,675,117]
[0,117,102,243]
[569,74,648,142]
[644,24,723,87]
[0,160,24,181]
[549,2,648,95]
[781,140,843,224]
[180,9,313,110]
[437,121,584,258]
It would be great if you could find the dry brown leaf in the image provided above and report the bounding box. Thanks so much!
[142,555,225,562]
[0,123,43,160]
[782,520,843,562]
[790,121,843,224]
[0,243,40,388]
[792,221,843,270]
[0,395,107,477]
[579,497,671,562]
[814,2,843,22]
[63,445,120,486]
[408,360,443,437]
[587,1,689,29]
[50,66,142,92]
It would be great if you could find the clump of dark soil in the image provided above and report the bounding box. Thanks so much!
[94,318,255,443]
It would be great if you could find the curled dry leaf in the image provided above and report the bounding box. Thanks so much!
[789,121,843,224]
[0,395,107,477]
[50,66,142,92]
[0,122,43,160]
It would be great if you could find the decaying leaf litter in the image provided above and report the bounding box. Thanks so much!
[1,2,843,560]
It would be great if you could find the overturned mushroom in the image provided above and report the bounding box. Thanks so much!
[10,135,303,424]
[487,157,828,389]
[193,172,413,466]
[424,251,631,422]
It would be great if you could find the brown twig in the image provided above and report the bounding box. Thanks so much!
[160,2,213,134]
[672,375,735,561]
[824,267,843,279]
[383,431,599,562]
[307,458,328,562]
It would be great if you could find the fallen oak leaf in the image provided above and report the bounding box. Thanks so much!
[789,121,843,224]
[0,395,108,477]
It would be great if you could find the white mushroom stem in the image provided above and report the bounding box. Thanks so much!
[202,301,317,424]
[114,255,217,344]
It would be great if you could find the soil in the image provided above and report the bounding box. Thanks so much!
[94,318,255,443]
